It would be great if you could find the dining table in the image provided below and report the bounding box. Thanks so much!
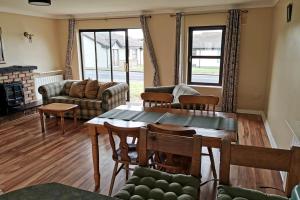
[85,104,238,191]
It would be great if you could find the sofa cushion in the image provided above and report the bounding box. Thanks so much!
[62,81,74,95]
[172,84,199,103]
[73,98,102,110]
[85,80,99,99]
[97,82,117,100]
[69,80,88,98]
[114,167,200,200]
[217,185,288,200]
[48,96,75,104]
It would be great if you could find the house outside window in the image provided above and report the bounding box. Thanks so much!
[188,26,226,86]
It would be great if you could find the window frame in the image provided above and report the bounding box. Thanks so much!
[187,26,226,86]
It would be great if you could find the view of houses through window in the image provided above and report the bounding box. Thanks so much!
[80,29,144,102]
[188,26,226,86]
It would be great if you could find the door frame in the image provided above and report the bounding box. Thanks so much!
[79,29,130,101]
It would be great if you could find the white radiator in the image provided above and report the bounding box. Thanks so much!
[34,74,63,100]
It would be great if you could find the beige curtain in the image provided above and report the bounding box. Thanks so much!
[221,9,242,112]
[140,15,161,86]
[64,18,76,80]
[174,13,182,85]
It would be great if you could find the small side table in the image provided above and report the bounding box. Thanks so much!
[38,103,79,134]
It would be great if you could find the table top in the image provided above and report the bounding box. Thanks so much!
[38,103,79,112]
[86,105,238,144]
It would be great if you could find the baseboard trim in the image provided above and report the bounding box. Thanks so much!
[260,112,278,149]
[236,109,262,115]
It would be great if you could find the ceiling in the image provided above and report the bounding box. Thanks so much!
[0,0,277,18]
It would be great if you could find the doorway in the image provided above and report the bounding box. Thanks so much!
[79,29,144,102]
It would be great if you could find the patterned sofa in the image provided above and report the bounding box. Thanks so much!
[38,80,128,119]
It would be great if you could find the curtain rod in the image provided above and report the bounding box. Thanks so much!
[169,10,248,17]
[75,15,151,22]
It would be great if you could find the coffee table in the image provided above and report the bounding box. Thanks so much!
[38,103,79,134]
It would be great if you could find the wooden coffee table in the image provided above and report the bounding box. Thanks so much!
[38,103,79,134]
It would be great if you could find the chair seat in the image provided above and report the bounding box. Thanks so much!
[291,185,300,200]
[116,144,138,164]
[217,185,289,200]
[114,167,200,200]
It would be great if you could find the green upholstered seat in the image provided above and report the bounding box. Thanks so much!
[291,185,300,200]
[0,182,116,200]
[114,167,200,200]
[217,185,290,200]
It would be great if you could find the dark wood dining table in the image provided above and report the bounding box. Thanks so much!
[85,104,238,191]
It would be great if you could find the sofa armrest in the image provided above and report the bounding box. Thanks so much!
[38,81,65,105]
[102,82,128,112]
[144,86,175,94]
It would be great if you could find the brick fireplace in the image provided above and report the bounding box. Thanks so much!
[0,66,37,104]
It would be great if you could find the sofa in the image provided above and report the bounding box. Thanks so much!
[144,84,200,108]
[38,80,128,119]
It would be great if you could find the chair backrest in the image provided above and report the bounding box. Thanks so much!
[146,124,196,173]
[104,122,140,163]
[139,126,202,178]
[179,95,219,113]
[220,139,300,197]
[141,92,174,108]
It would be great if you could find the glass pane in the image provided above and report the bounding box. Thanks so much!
[81,32,97,80]
[111,31,126,83]
[191,58,220,84]
[95,32,111,82]
[192,29,223,56]
[128,29,144,103]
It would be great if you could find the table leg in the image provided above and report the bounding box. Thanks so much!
[89,126,100,191]
[60,112,65,134]
[73,108,78,128]
[39,110,45,133]
[55,115,59,125]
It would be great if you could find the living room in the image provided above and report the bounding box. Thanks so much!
[0,0,299,199]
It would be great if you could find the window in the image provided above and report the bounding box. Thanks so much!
[188,26,226,86]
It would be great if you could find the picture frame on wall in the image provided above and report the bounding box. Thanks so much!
[0,27,5,64]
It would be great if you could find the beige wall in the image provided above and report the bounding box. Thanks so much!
[265,0,300,149]
[0,12,62,72]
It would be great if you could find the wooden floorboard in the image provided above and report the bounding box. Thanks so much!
[0,113,284,199]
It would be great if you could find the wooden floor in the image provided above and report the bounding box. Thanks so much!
[0,113,284,199]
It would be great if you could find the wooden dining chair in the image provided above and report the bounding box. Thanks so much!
[114,127,202,200]
[141,92,174,108]
[219,139,300,198]
[147,123,196,174]
[104,122,141,196]
[179,94,219,113]
[179,94,220,180]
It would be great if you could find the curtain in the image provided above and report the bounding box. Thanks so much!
[174,13,182,85]
[221,9,242,113]
[64,18,76,80]
[140,15,161,86]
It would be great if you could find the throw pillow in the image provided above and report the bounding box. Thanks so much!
[172,84,199,103]
[85,80,99,99]
[69,80,88,98]
[97,82,116,100]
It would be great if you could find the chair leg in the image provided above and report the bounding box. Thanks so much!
[125,164,129,181]
[207,147,217,179]
[109,162,119,196]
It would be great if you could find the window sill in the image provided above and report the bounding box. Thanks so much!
[188,84,222,89]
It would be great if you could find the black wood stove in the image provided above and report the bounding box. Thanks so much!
[0,82,25,115]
